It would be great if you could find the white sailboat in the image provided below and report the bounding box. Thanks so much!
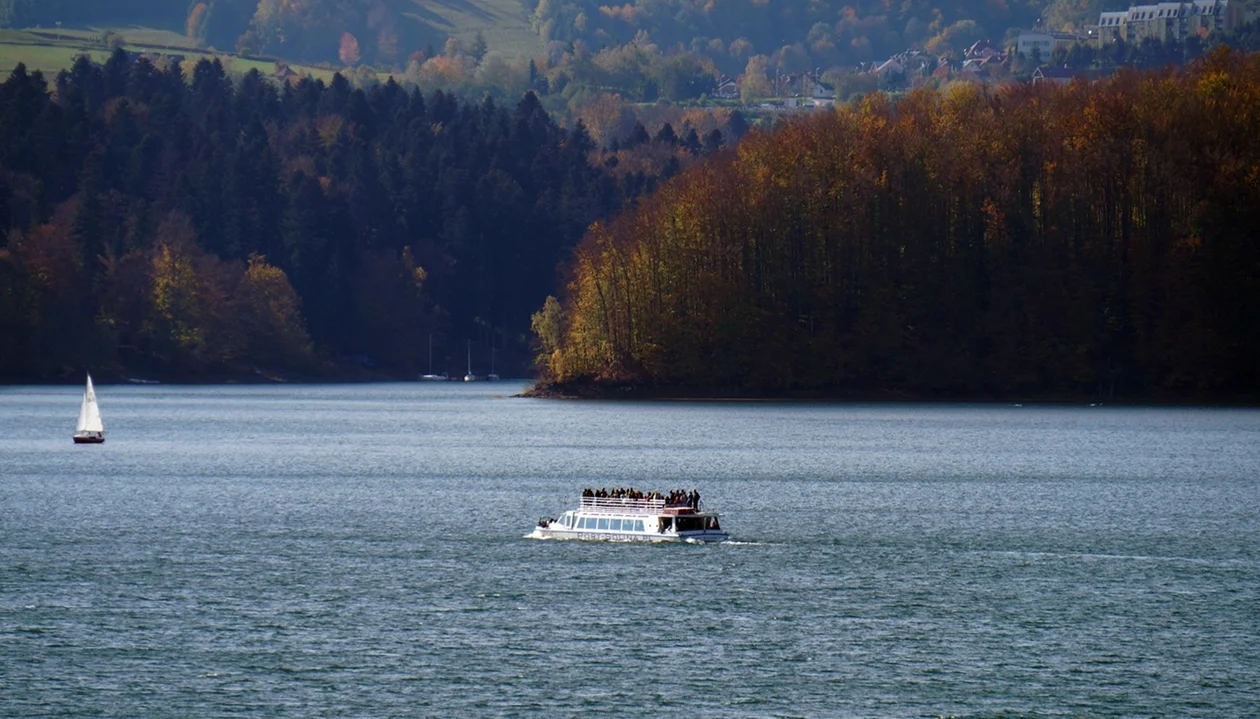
[73,373,104,444]
[463,340,480,382]
[486,346,500,382]
[419,334,448,381]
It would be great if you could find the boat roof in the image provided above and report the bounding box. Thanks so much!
[576,496,714,516]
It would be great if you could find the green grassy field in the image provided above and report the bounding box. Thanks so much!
[400,0,540,57]
[0,0,541,81]
[0,27,371,84]
[0,29,110,75]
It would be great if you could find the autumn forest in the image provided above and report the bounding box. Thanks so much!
[534,50,1260,402]
[2,46,1259,400]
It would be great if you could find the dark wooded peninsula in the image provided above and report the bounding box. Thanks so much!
[530,50,1260,404]
[0,52,687,383]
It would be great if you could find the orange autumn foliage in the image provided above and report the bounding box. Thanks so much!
[539,51,1260,400]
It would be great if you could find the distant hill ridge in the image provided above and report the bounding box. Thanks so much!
[2,0,1124,72]
[0,0,540,65]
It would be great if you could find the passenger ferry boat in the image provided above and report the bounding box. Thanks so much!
[528,493,728,543]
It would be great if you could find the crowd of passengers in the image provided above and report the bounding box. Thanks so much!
[582,487,701,510]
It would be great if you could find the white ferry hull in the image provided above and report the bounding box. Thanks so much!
[529,493,729,543]
[527,526,728,543]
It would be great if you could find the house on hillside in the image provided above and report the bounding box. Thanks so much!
[961,57,995,76]
[1031,66,1077,85]
[872,57,905,77]
[273,64,298,81]
[965,40,1004,60]
[715,75,739,99]
[1016,30,1083,59]
[954,58,987,83]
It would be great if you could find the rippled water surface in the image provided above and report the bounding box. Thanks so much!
[2,383,1258,717]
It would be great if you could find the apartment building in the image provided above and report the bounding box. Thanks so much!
[1097,0,1246,45]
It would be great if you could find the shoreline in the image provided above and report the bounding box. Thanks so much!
[0,368,463,386]
[521,380,1260,407]
[6,374,1256,407]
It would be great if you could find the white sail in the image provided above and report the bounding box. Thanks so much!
[76,374,103,433]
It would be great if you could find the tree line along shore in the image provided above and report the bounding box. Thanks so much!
[3,49,1258,402]
[530,50,1260,404]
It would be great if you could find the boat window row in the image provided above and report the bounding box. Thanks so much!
[674,516,720,531]
[572,516,646,532]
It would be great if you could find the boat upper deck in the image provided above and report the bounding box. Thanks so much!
[578,496,705,515]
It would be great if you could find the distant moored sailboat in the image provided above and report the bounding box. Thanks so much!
[419,334,448,381]
[73,373,104,444]
[464,340,480,382]
[486,345,499,382]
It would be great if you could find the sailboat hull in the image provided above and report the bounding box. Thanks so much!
[73,433,104,444]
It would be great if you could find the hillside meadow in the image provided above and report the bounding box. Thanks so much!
[0,26,364,83]
[398,0,538,58]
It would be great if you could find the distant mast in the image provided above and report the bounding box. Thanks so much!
[419,334,448,380]
[464,339,478,382]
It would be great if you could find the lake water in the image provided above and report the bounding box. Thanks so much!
[2,383,1258,717]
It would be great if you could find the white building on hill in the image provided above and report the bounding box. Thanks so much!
[1097,0,1246,45]
[1016,31,1085,58]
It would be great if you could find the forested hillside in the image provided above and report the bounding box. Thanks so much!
[534,50,1260,401]
[531,0,1050,72]
[6,0,1248,117]
[0,50,685,381]
[1,0,1117,71]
